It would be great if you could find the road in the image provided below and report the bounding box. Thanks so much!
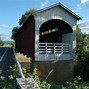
[0,47,15,87]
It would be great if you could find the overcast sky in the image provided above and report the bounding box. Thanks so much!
[0,0,89,40]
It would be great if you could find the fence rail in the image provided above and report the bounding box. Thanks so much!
[12,47,25,78]
[39,43,69,54]
[12,48,40,89]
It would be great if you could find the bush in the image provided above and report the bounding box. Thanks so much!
[50,76,89,89]
[0,67,18,89]
[22,68,51,89]
[75,51,89,82]
[0,40,4,46]
[30,68,51,89]
[1,67,89,89]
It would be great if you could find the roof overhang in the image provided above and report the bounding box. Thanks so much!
[35,2,81,20]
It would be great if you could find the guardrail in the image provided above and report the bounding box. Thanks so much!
[39,43,69,54]
[12,47,25,78]
[12,48,40,89]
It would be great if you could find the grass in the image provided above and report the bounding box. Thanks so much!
[16,53,31,62]
[16,53,31,72]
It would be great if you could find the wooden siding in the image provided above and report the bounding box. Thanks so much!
[35,6,77,31]
[34,6,77,60]
[15,15,35,59]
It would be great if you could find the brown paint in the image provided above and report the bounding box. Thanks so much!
[15,15,35,60]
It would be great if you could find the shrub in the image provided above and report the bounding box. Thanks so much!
[30,68,51,89]
[49,76,89,89]
[75,51,89,82]
[0,40,4,46]
[0,67,18,89]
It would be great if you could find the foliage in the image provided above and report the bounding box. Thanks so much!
[33,68,51,89]
[86,34,89,51]
[11,42,15,47]
[50,83,62,89]
[0,40,4,46]
[22,67,30,77]
[76,25,87,52]
[50,76,89,89]
[22,68,89,89]
[12,26,20,35]
[76,25,87,61]
[23,68,51,89]
[18,9,36,25]
[75,51,89,81]
[86,34,89,45]
[11,9,36,37]
[75,25,89,82]
[0,66,18,89]
[1,66,89,89]
[61,76,89,89]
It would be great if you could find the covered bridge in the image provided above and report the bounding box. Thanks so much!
[12,2,81,83]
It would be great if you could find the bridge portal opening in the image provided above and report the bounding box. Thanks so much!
[39,19,73,43]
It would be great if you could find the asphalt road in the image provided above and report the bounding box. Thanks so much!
[0,47,15,87]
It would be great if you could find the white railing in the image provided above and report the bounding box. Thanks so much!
[39,43,69,54]
[12,47,25,78]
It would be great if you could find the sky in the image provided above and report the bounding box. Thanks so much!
[0,0,89,41]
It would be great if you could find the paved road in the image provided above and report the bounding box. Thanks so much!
[0,47,15,87]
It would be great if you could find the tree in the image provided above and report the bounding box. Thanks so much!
[11,9,36,37]
[12,26,20,35]
[75,25,89,81]
[0,40,4,46]
[18,9,36,25]
[76,25,88,63]
[76,25,87,51]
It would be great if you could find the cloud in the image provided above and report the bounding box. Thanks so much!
[78,20,89,34]
[72,0,89,13]
[80,0,89,4]
[40,0,50,8]
[0,34,12,41]
[0,24,9,30]
[72,3,82,14]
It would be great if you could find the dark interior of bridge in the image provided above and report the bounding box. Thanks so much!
[39,19,73,43]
